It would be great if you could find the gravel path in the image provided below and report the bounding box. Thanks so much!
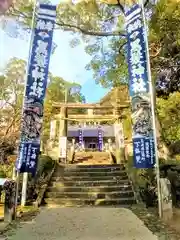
[7,207,158,240]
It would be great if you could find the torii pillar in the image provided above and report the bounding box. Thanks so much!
[59,106,68,162]
[113,95,125,163]
[59,106,68,137]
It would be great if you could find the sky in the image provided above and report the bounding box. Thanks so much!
[0,8,109,103]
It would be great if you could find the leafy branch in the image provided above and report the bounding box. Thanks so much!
[9,7,127,37]
[8,0,151,38]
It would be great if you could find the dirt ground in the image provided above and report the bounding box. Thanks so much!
[165,208,180,234]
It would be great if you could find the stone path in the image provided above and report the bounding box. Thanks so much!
[6,207,158,240]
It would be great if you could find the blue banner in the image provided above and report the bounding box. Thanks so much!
[98,126,103,151]
[78,126,83,148]
[125,4,155,168]
[16,4,56,175]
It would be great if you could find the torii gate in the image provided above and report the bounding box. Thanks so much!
[48,99,129,155]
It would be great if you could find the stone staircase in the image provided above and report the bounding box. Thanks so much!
[44,163,136,206]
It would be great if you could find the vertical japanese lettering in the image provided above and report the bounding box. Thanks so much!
[16,4,56,175]
[126,4,155,168]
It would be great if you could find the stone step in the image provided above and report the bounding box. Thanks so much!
[56,165,125,172]
[75,152,109,156]
[50,179,130,187]
[53,171,127,177]
[47,185,132,193]
[55,165,125,173]
[51,175,129,181]
[60,164,125,171]
[45,190,134,199]
[44,197,136,206]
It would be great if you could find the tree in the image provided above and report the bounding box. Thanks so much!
[4,0,178,159]
[43,75,86,138]
[0,57,85,159]
[157,92,180,145]
[0,58,26,142]
[0,58,25,161]
[5,0,125,36]
[81,0,180,158]
[149,0,180,98]
[84,0,180,93]
[2,1,156,89]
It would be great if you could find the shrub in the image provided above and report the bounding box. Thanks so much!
[27,155,55,202]
[0,162,14,178]
[36,155,54,178]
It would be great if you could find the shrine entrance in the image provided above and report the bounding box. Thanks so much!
[87,140,98,150]
[89,143,96,149]
[46,87,130,163]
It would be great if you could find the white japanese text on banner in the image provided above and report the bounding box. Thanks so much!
[16,4,56,175]
[125,4,155,168]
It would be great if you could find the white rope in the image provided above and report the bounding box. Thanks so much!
[59,116,118,123]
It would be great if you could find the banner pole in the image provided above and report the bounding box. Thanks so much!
[139,0,162,218]
[14,171,19,219]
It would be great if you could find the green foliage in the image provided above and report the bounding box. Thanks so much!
[115,148,125,163]
[85,37,128,88]
[0,163,14,178]
[127,156,155,189]
[156,92,180,144]
[150,0,180,54]
[0,58,26,142]
[149,0,180,97]
[127,156,180,192]
[7,0,124,37]
[0,58,85,147]
[36,155,54,178]
[123,108,132,140]
[43,75,85,139]
[5,0,179,152]
[7,0,179,94]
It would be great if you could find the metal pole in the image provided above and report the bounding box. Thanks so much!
[14,172,20,219]
[21,172,28,206]
[12,167,16,180]
[139,0,162,218]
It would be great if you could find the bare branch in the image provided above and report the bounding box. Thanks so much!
[103,14,122,22]
[11,7,30,18]
[119,41,127,54]
[56,22,126,37]
[117,0,125,14]
[144,0,149,7]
